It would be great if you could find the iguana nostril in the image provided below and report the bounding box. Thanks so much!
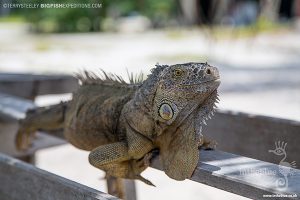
[206,68,211,75]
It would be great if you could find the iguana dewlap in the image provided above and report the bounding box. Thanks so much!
[16,62,220,185]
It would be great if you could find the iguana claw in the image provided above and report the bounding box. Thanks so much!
[137,175,156,187]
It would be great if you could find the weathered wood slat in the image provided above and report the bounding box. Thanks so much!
[0,153,119,200]
[151,150,300,200]
[0,73,78,99]
[0,92,35,121]
[203,110,300,168]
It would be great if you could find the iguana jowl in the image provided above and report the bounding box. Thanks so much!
[15,62,220,185]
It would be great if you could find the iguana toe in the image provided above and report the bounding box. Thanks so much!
[199,139,217,150]
[137,175,156,187]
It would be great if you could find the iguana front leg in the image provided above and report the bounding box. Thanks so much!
[91,153,155,186]
[88,129,154,185]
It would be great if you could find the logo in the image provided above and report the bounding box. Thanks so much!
[268,141,297,189]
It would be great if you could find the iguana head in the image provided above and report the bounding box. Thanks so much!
[151,62,220,181]
[127,62,220,181]
[153,62,220,132]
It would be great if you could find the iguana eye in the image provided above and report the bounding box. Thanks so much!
[159,103,174,120]
[174,69,183,77]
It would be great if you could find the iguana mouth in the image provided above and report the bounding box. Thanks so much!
[178,79,220,93]
[180,78,220,86]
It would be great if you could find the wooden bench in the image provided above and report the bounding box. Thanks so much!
[0,73,299,200]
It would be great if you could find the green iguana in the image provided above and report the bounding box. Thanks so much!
[15,62,220,186]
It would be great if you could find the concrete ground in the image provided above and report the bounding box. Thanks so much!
[1,22,300,200]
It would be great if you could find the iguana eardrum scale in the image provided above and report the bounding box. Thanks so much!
[15,62,220,186]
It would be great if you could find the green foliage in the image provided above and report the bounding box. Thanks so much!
[10,0,178,33]
[142,0,177,25]
[13,0,104,33]
[0,15,25,23]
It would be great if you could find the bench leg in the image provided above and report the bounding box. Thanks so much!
[106,174,137,200]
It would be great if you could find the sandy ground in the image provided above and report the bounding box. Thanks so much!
[1,22,300,199]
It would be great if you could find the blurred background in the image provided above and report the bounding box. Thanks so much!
[0,0,299,199]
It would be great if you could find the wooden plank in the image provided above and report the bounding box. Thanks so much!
[0,73,78,99]
[0,92,35,121]
[203,110,300,168]
[0,153,119,200]
[151,150,300,200]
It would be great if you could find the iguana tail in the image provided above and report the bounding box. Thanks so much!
[15,101,69,150]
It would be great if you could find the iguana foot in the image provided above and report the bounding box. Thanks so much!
[135,149,158,168]
[199,140,217,150]
[15,119,36,151]
[141,152,152,167]
[198,134,217,150]
[131,150,159,186]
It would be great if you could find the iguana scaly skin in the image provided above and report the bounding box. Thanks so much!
[15,62,220,185]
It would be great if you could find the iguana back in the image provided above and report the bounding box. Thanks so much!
[65,74,138,151]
